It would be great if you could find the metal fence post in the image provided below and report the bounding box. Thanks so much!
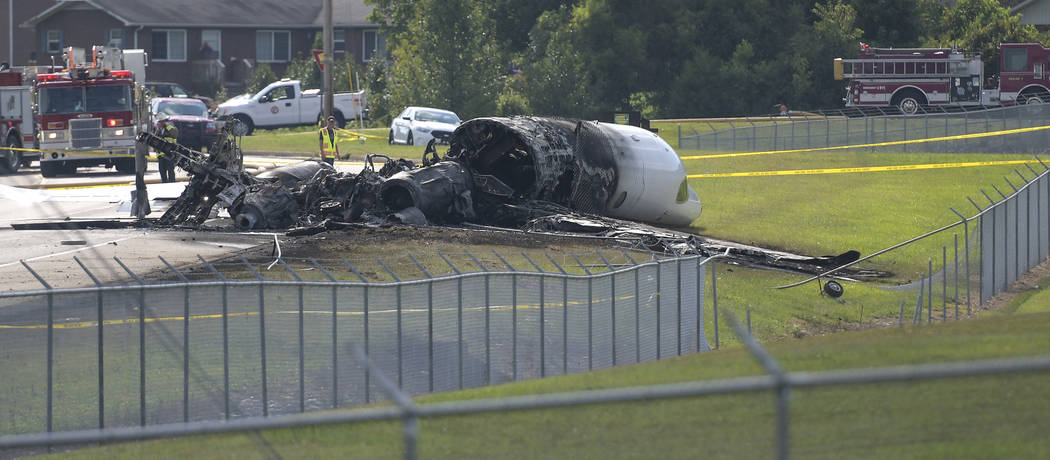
[113,257,148,426]
[927,259,933,324]
[619,249,641,363]
[493,251,518,380]
[571,254,593,370]
[710,258,719,350]
[159,257,192,422]
[545,252,569,375]
[676,256,682,356]
[21,261,54,435]
[654,253,662,358]
[310,258,340,407]
[237,255,268,416]
[438,252,464,389]
[199,255,231,419]
[466,251,490,384]
[522,253,547,377]
[596,250,616,364]
[276,259,306,412]
[726,311,790,460]
[409,254,434,392]
[942,247,947,322]
[953,235,959,320]
[898,300,905,326]
[350,345,418,460]
[342,260,370,403]
[74,257,105,429]
[953,206,973,313]
[377,258,403,390]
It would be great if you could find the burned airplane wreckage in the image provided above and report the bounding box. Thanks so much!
[137,116,872,277]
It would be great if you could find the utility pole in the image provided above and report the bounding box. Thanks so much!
[323,0,333,121]
[9,0,13,65]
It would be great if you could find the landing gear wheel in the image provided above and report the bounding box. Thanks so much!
[407,132,414,146]
[823,280,844,298]
[389,130,394,145]
[0,137,21,174]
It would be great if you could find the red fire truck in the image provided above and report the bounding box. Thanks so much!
[35,46,148,177]
[834,42,1050,114]
[0,68,39,174]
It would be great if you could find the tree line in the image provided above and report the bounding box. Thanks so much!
[284,0,1050,123]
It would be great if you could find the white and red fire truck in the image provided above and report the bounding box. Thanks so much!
[0,67,43,174]
[834,42,1050,114]
[35,46,148,177]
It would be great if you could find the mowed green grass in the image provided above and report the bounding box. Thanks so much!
[684,150,1039,281]
[239,125,423,160]
[55,311,1050,459]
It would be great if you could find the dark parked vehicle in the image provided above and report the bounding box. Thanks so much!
[149,97,217,150]
[145,81,215,110]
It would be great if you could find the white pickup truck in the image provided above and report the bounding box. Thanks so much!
[216,79,365,135]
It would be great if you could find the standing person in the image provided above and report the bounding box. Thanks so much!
[318,116,339,166]
[156,115,179,183]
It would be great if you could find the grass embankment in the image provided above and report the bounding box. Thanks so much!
[55,310,1050,459]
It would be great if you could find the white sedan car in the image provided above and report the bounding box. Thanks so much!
[389,107,461,146]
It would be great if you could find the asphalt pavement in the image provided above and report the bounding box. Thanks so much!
[0,153,365,291]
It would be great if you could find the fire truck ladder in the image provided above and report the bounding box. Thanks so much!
[834,58,954,80]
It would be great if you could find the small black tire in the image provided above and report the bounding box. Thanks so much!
[0,136,21,174]
[40,161,60,178]
[334,111,346,128]
[824,280,844,298]
[115,157,135,174]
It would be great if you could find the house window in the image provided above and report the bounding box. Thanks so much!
[152,29,187,61]
[256,30,290,62]
[334,29,345,53]
[362,29,384,62]
[107,29,123,49]
[201,30,221,59]
[46,30,63,54]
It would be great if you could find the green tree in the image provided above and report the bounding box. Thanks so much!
[925,0,1038,75]
[519,6,596,117]
[246,63,277,95]
[284,52,321,90]
[379,0,503,119]
[364,57,394,125]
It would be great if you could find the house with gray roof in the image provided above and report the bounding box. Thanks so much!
[21,0,384,94]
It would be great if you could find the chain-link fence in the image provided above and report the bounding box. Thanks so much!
[678,104,1050,153]
[0,251,712,437]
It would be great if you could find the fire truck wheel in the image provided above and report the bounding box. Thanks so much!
[0,136,21,174]
[40,162,60,178]
[891,90,926,116]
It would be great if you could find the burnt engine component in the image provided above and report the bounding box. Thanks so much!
[379,160,475,224]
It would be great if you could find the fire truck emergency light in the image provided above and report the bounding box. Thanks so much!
[108,119,122,127]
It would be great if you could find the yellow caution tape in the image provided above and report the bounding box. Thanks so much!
[681,124,1050,160]
[336,127,385,140]
[689,159,1041,179]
